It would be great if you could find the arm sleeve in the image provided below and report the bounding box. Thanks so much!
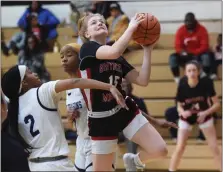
[38,81,60,109]
[79,41,102,70]
[79,41,101,59]
[119,57,134,77]
[175,27,184,53]
[44,9,60,28]
[206,78,216,97]
[193,27,209,55]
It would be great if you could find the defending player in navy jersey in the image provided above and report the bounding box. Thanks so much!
[1,65,125,171]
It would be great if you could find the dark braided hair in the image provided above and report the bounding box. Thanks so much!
[1,65,33,154]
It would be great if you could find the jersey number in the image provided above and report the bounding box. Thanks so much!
[109,75,120,87]
[24,115,40,137]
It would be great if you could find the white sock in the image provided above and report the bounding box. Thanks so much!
[133,153,145,168]
[168,168,176,172]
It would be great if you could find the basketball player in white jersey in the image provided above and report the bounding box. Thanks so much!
[61,43,116,171]
[60,43,93,171]
[1,65,126,171]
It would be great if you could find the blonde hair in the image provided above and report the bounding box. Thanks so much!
[78,13,106,43]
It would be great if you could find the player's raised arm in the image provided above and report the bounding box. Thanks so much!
[78,13,145,60]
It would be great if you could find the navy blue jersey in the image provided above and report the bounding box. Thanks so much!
[79,41,134,111]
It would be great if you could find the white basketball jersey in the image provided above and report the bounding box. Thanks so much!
[18,82,69,159]
[66,88,89,139]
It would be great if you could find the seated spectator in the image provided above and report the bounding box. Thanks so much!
[1,31,9,56]
[210,33,222,79]
[25,13,49,51]
[91,1,112,19]
[17,1,60,52]
[106,3,140,50]
[18,34,51,83]
[169,12,212,83]
[2,29,26,56]
[70,2,80,38]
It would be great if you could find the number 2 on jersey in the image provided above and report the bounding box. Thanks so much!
[109,75,120,87]
[24,115,40,137]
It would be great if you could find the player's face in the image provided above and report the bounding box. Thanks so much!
[23,68,42,88]
[85,15,108,40]
[60,46,79,74]
[185,64,199,80]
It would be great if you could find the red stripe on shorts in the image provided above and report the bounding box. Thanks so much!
[91,136,118,140]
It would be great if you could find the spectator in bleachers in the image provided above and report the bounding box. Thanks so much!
[91,1,112,19]
[2,28,26,56]
[18,34,50,83]
[18,1,60,52]
[1,31,10,56]
[210,33,222,79]
[106,3,140,50]
[25,13,49,51]
[70,2,80,38]
[169,60,221,172]
[169,12,212,83]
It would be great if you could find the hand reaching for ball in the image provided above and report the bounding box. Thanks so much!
[128,13,146,32]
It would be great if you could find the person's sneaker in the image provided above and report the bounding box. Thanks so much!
[123,153,145,171]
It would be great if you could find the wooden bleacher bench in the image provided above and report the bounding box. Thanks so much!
[2,27,219,49]
[132,81,222,99]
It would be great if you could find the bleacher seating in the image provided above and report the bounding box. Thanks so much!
[1,27,222,171]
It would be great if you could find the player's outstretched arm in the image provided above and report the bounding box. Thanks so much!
[125,44,155,86]
[55,78,128,109]
[96,14,145,60]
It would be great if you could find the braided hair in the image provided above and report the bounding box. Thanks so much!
[1,65,33,154]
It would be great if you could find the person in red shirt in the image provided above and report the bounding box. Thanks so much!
[169,12,212,83]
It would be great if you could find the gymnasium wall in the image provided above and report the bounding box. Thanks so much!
[1,1,222,33]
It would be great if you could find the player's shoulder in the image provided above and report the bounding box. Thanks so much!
[199,76,213,85]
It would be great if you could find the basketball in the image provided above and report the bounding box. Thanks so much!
[133,13,161,45]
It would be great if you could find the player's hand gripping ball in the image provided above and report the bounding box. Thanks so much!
[133,13,161,46]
